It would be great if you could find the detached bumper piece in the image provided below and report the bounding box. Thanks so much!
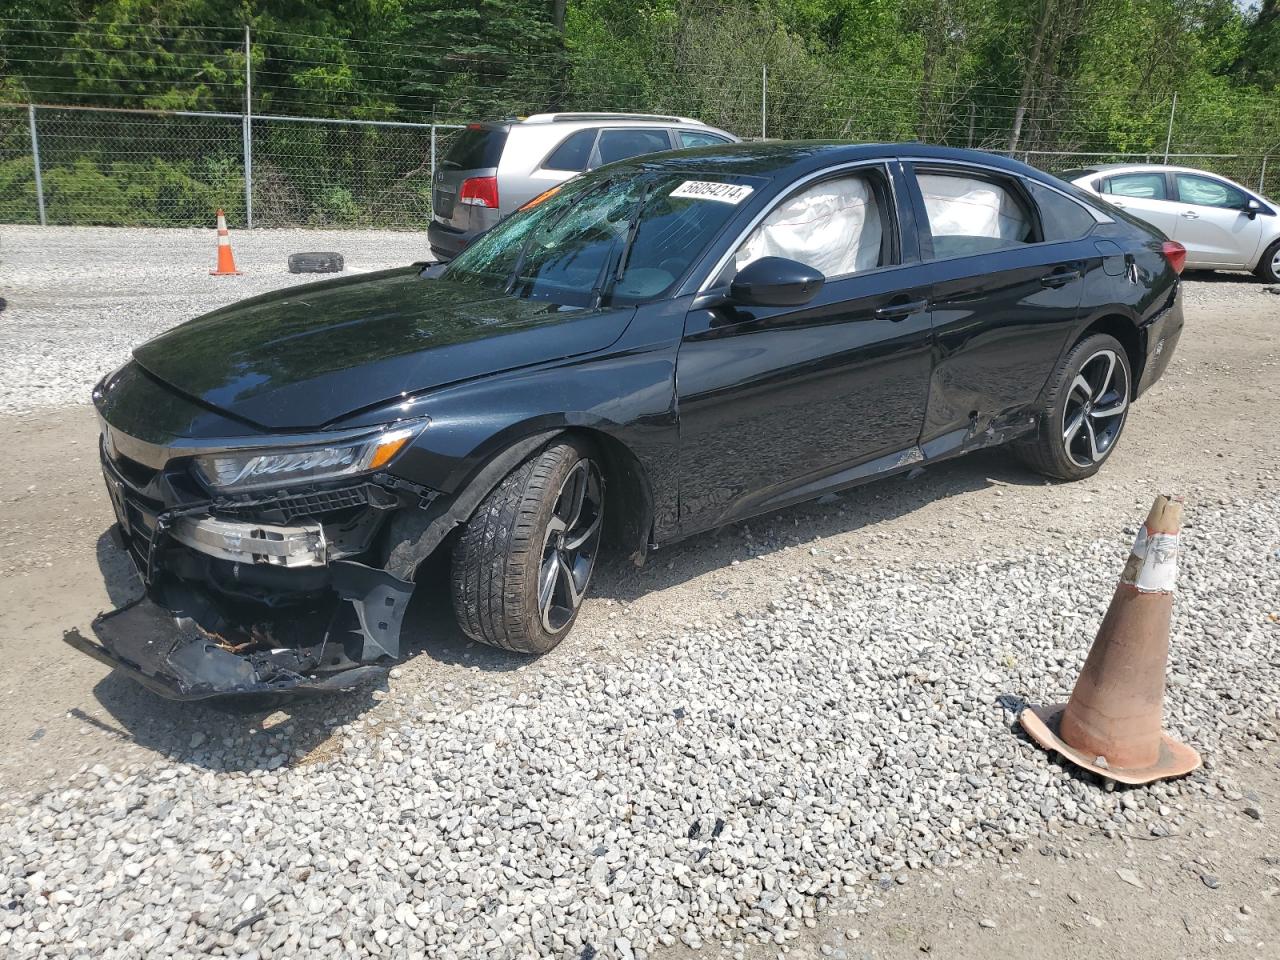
[62,561,414,701]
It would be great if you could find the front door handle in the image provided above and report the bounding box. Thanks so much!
[1041,269,1082,288]
[874,298,929,320]
[1181,210,1199,220]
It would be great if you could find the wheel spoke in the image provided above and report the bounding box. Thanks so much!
[556,551,581,608]
[558,464,588,531]
[538,553,558,624]
[1089,391,1128,419]
[1094,351,1117,399]
[1069,374,1092,401]
[1084,418,1101,461]
[562,513,602,552]
[1062,409,1086,443]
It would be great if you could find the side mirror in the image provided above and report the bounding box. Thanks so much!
[729,256,825,307]
[1245,198,1262,220]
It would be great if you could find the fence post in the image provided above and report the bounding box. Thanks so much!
[1163,92,1177,164]
[27,104,46,226]
[243,24,254,228]
[760,63,768,141]
[430,124,438,189]
[967,102,976,148]
[1260,155,1268,194]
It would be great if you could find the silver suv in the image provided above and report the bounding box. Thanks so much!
[427,112,739,261]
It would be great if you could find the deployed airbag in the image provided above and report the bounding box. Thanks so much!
[735,175,883,278]
[917,174,1030,242]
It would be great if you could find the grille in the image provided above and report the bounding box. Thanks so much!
[220,485,371,522]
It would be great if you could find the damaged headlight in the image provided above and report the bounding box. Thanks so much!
[193,419,428,493]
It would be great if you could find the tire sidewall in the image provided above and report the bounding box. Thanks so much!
[1258,240,1280,284]
[517,440,598,653]
[1043,333,1131,480]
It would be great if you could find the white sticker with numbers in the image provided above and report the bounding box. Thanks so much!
[669,180,754,204]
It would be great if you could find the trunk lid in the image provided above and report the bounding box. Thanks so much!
[434,123,508,228]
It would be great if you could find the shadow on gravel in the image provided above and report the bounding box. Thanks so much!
[589,447,1046,605]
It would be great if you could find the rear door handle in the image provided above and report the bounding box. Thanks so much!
[1041,269,1082,288]
[874,299,929,320]
[1181,210,1199,220]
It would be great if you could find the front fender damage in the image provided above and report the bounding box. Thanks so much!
[62,560,414,701]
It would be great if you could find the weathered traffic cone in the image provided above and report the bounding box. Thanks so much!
[1019,494,1201,785]
[210,208,241,275]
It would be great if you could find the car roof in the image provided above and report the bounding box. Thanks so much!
[1066,162,1238,180]
[617,140,1060,184]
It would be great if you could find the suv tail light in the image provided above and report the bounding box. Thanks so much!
[460,176,499,209]
[1161,240,1186,274]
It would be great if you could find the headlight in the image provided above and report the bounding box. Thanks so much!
[193,419,428,493]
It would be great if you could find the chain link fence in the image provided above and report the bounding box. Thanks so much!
[0,104,464,228]
[0,99,1275,229]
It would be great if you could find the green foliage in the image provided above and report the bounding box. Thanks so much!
[1,1,1279,225]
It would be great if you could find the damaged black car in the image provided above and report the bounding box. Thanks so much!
[68,142,1184,699]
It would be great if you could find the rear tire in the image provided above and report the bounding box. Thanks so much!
[1015,333,1132,481]
[450,439,604,654]
[1254,239,1280,284]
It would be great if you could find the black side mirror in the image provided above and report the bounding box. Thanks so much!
[729,256,825,307]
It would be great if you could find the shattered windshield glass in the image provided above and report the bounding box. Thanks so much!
[443,169,761,308]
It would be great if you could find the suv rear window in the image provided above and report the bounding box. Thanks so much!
[443,126,508,170]
[543,129,597,172]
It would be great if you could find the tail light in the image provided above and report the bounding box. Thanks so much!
[460,176,499,209]
[1161,240,1186,275]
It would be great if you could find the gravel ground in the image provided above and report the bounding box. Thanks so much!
[0,225,430,413]
[0,228,1277,958]
[1,494,1277,960]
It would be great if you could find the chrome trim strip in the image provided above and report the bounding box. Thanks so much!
[99,415,428,472]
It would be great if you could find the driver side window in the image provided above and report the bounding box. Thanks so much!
[726,173,887,283]
[1175,173,1248,210]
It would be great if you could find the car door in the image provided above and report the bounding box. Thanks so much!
[675,163,936,532]
[1170,172,1265,267]
[903,162,1091,456]
[1095,170,1183,239]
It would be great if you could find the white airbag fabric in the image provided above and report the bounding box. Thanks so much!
[735,176,882,277]
[918,174,1029,240]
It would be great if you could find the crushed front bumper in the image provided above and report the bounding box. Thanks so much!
[63,561,414,700]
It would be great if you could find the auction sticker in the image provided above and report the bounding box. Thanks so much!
[670,180,754,204]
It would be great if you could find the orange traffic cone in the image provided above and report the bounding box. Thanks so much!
[210,208,241,275]
[1019,494,1201,785]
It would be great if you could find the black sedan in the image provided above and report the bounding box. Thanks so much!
[70,142,1185,699]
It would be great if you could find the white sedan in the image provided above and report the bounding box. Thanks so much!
[1063,164,1280,283]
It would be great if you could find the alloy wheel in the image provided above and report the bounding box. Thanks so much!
[538,459,604,633]
[1061,349,1129,468]
[1271,247,1280,279]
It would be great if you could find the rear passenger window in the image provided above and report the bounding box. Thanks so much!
[728,173,887,281]
[916,172,1032,258]
[543,129,596,172]
[678,130,731,148]
[596,129,672,165]
[1103,173,1167,200]
[1027,182,1097,241]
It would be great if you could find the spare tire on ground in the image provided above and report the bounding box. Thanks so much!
[288,252,344,274]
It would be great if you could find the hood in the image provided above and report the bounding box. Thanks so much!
[132,266,635,430]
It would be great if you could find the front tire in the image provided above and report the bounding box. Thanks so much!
[1255,239,1280,284]
[450,439,604,654]
[1016,333,1132,481]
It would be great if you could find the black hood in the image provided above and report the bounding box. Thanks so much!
[132,266,635,430]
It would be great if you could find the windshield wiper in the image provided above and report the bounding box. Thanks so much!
[504,175,621,296]
[588,177,655,309]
